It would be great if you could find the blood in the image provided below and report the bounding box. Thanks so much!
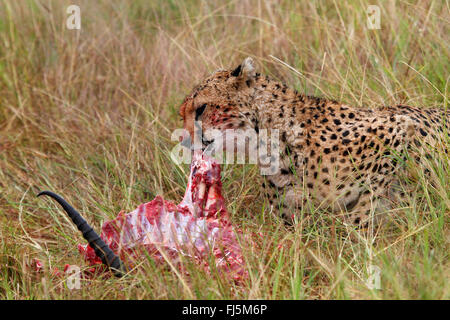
[78,151,247,281]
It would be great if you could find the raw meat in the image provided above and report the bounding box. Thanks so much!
[78,151,247,281]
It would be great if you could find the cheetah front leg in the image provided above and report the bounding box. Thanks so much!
[261,177,308,225]
[344,196,389,229]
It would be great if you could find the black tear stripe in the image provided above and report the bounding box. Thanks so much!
[195,103,207,120]
[38,191,127,277]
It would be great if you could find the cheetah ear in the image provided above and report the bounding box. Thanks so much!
[231,57,256,80]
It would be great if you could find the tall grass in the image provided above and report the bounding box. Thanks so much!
[0,0,448,299]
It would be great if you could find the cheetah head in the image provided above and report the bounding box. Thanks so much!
[179,57,259,149]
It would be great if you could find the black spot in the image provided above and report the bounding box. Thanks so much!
[285,145,291,155]
[268,181,277,189]
[419,128,428,136]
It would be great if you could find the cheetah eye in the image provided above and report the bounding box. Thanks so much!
[195,104,207,120]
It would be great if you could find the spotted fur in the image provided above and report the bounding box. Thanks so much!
[179,57,449,227]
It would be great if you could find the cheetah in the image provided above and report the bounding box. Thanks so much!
[179,57,449,228]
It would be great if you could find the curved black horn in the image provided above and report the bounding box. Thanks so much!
[38,190,127,277]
